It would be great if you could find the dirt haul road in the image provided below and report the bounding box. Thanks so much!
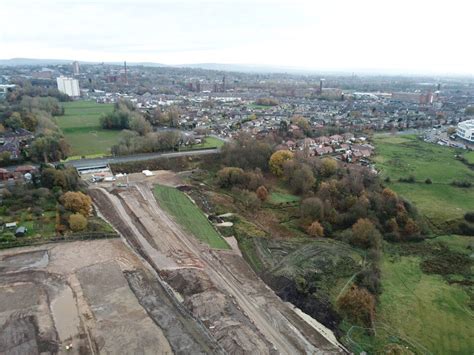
[90,182,347,354]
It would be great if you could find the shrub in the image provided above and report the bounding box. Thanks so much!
[233,188,261,211]
[68,213,88,232]
[458,222,474,236]
[60,191,92,217]
[216,167,246,188]
[425,178,432,184]
[0,232,16,242]
[398,175,415,183]
[300,197,324,221]
[337,285,376,327]
[451,180,472,188]
[307,221,324,237]
[464,212,474,223]
[350,218,382,250]
[256,185,268,201]
[355,266,382,295]
[269,150,294,176]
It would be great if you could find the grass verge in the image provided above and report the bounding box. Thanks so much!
[153,184,230,249]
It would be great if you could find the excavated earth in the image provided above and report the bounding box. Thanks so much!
[0,240,219,354]
[89,179,347,354]
[0,169,346,354]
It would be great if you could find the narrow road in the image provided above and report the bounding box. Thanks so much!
[65,148,219,169]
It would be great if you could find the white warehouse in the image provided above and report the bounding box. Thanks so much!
[56,76,80,97]
[456,119,474,143]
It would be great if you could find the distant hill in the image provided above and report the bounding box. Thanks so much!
[0,58,78,66]
[0,58,307,74]
[0,58,168,68]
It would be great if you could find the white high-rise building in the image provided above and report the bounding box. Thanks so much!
[456,119,474,143]
[56,76,80,97]
[72,61,80,75]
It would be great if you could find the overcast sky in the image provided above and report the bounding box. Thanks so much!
[1,0,473,74]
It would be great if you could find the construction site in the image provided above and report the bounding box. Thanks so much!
[0,170,347,354]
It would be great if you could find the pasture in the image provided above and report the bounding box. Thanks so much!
[464,151,474,164]
[153,185,230,249]
[57,101,117,157]
[373,134,474,224]
[376,252,473,354]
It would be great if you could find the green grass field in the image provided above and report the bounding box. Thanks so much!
[269,191,301,204]
[463,151,474,164]
[182,136,225,150]
[153,185,230,249]
[373,134,474,223]
[344,235,473,354]
[57,101,117,157]
[376,254,473,354]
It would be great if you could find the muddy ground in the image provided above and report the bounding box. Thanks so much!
[0,240,220,354]
[89,177,347,354]
[0,169,346,354]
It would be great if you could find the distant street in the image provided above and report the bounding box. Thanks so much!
[65,148,219,169]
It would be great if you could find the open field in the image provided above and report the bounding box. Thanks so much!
[464,151,474,164]
[57,101,117,157]
[154,184,230,249]
[192,136,225,149]
[373,134,474,224]
[269,191,301,204]
[376,255,473,354]
[343,235,473,354]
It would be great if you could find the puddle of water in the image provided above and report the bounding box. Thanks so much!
[26,251,49,269]
[51,286,80,341]
[0,250,49,271]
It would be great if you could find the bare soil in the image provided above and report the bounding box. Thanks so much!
[0,240,218,354]
[90,179,347,354]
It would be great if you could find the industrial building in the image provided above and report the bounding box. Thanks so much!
[456,119,474,142]
[56,76,80,97]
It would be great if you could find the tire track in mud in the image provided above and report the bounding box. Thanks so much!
[89,188,223,354]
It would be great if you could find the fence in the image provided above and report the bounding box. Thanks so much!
[0,232,118,250]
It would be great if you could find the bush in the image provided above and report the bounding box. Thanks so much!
[307,221,324,237]
[458,222,474,236]
[425,178,432,184]
[350,218,382,250]
[355,267,382,295]
[0,232,16,242]
[398,175,415,183]
[216,167,246,188]
[300,197,324,221]
[464,212,474,223]
[68,213,88,232]
[269,150,294,176]
[337,285,375,327]
[451,180,472,188]
[420,247,471,276]
[256,185,268,201]
[60,191,92,217]
[233,188,261,211]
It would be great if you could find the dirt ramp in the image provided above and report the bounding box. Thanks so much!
[77,261,173,354]
[161,268,275,354]
[125,269,223,354]
[162,268,214,295]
